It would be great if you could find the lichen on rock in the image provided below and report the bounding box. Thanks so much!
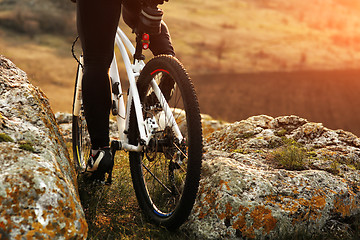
[184,115,360,239]
[0,56,87,239]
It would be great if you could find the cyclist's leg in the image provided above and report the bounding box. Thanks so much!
[148,21,176,102]
[76,0,121,150]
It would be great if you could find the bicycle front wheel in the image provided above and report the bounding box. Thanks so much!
[128,55,203,229]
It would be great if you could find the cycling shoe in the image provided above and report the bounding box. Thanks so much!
[85,147,114,182]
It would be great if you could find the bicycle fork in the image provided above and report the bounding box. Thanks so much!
[73,56,83,118]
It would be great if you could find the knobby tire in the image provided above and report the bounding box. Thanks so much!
[128,55,203,230]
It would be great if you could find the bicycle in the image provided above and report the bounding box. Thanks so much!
[71,26,203,229]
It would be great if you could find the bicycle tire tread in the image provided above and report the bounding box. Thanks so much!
[128,55,203,230]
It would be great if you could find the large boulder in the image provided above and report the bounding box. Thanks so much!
[0,56,87,239]
[184,115,360,239]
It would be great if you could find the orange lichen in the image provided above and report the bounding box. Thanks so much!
[26,222,56,240]
[264,192,328,225]
[203,188,218,206]
[197,184,221,220]
[198,210,207,219]
[250,205,277,234]
[232,206,250,237]
[309,195,326,220]
[1,172,87,238]
[310,195,326,210]
[219,180,230,191]
[218,202,233,220]
[230,205,277,239]
[333,195,357,217]
[232,215,246,232]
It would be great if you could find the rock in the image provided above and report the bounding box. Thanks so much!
[55,112,73,143]
[201,113,230,138]
[0,56,87,239]
[183,115,360,239]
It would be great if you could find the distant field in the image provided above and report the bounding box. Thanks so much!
[193,69,360,136]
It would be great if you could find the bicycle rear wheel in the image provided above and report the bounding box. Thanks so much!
[128,55,203,229]
[72,64,90,173]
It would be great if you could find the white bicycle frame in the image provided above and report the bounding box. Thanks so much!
[73,27,183,153]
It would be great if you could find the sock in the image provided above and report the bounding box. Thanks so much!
[91,149,100,156]
[91,146,110,156]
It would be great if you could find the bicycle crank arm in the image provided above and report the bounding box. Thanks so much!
[110,140,143,152]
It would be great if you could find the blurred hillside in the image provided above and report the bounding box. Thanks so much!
[162,0,360,73]
[0,0,360,135]
[1,0,360,73]
[0,0,75,36]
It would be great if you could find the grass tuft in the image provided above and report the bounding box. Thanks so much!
[272,144,307,170]
[269,137,307,170]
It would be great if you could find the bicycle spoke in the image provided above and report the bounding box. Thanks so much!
[142,161,173,194]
